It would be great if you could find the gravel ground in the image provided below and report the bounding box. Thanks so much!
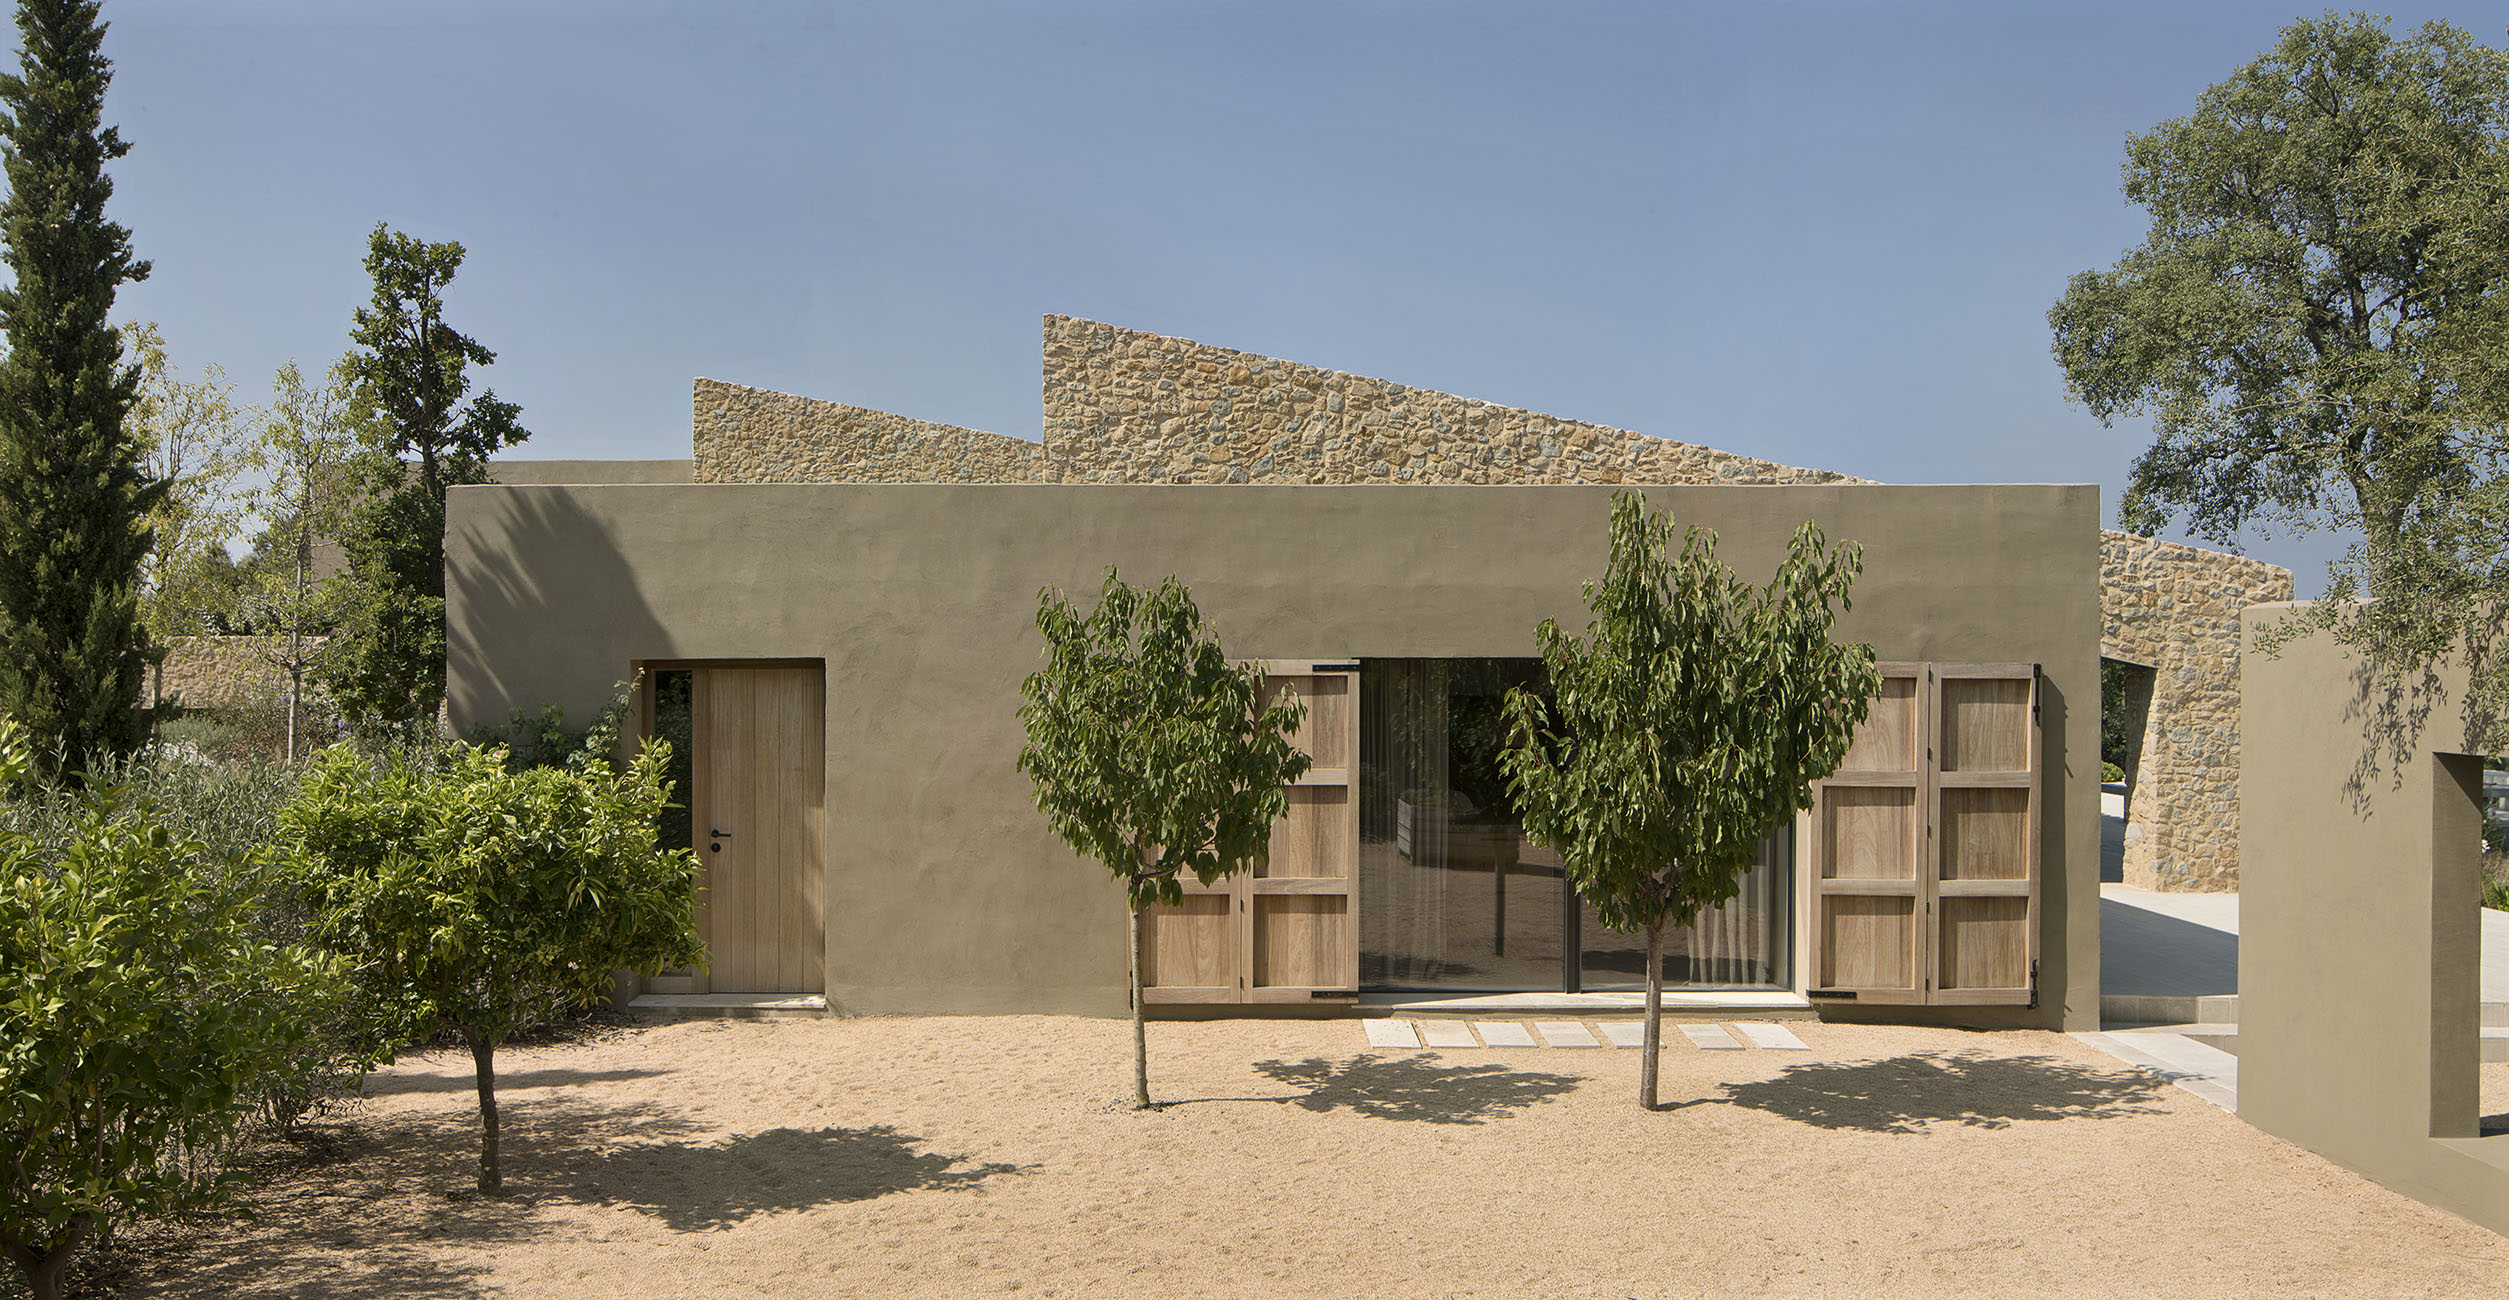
[112,1016,2509,1299]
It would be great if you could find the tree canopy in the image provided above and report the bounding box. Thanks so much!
[1504,492,1877,1108]
[2050,12,2509,736]
[1016,569,1310,1108]
[325,225,527,739]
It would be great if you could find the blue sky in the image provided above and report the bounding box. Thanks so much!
[93,1,2509,593]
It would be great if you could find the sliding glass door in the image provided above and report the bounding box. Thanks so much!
[1357,658,1792,993]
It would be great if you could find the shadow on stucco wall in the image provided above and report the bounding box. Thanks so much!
[446,485,676,736]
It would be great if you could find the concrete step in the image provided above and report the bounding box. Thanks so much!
[2135,1022,2509,1062]
[627,993,830,1021]
[2102,994,2509,1029]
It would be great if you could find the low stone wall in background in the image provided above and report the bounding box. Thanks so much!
[156,635,326,713]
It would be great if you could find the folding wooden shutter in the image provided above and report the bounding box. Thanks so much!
[1243,662,1360,1001]
[1930,664,2040,1004]
[1809,663,2042,1007]
[1809,664,1928,1004]
[1138,660,1359,1003]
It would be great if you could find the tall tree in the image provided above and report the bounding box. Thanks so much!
[0,0,154,778]
[325,225,526,738]
[126,322,249,672]
[1503,492,1877,1109]
[1016,570,1310,1109]
[2050,14,2509,738]
[242,357,357,761]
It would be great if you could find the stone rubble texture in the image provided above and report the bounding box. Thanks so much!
[155,635,326,714]
[690,315,2291,891]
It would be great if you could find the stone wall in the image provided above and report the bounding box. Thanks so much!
[692,378,1042,484]
[2100,532,2294,890]
[156,635,324,713]
[1039,315,1866,487]
[693,314,2292,890]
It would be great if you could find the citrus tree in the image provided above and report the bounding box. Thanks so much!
[1504,492,1878,1109]
[0,718,338,1300]
[1016,569,1310,1109]
[281,739,700,1193]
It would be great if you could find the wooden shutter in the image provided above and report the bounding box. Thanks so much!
[1809,663,2040,1007]
[1138,660,1360,1003]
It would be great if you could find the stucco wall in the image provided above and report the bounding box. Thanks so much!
[691,378,1043,484]
[446,481,2100,1026]
[686,314,2284,891]
[2101,533,2295,890]
[2239,603,2509,1233]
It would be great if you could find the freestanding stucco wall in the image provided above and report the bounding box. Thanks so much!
[682,314,2281,892]
[445,481,2100,1027]
[2239,604,2509,1233]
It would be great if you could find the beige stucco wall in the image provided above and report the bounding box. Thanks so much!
[446,481,2101,1026]
[691,378,1043,484]
[2238,604,2509,1233]
[682,314,2282,892]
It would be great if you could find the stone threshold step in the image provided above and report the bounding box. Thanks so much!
[627,993,830,1020]
[1363,991,1812,1019]
[2102,993,2509,1030]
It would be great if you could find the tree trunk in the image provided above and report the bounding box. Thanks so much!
[5,1214,89,1300]
[1128,892,1151,1110]
[467,1027,502,1194]
[1640,918,1666,1110]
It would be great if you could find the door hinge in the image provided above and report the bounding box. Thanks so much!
[2028,957,2040,1011]
[2032,663,2042,724]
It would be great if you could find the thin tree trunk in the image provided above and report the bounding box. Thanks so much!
[1128,892,1151,1110]
[5,1214,88,1300]
[467,1027,502,1194]
[1640,918,1666,1110]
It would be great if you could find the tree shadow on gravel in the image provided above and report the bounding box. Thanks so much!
[1658,1051,2174,1132]
[568,1125,1029,1232]
[1243,1054,1582,1124]
[361,1066,673,1096]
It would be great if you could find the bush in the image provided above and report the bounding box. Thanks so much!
[0,719,343,1300]
[2102,760,2125,784]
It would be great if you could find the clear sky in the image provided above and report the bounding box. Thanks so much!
[88,1,2509,593]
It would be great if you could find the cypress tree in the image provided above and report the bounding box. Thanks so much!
[0,0,155,780]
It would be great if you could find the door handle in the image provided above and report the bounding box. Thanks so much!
[710,829,734,838]
[709,828,732,854]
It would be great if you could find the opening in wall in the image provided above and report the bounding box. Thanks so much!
[1355,657,1792,993]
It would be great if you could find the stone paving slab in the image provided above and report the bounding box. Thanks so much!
[1536,1021,1600,1047]
[1680,1024,1743,1050]
[1416,1020,1480,1048]
[1363,1019,1420,1049]
[1598,1022,1647,1048]
[1732,1022,1808,1050]
[1476,1022,1536,1047]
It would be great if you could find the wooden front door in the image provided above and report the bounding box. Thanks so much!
[692,665,827,993]
[1140,660,1360,1003]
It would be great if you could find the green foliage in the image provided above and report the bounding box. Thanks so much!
[2099,659,2135,773]
[2050,13,2509,743]
[467,679,639,774]
[281,739,700,1190]
[1016,569,1310,1107]
[240,357,358,763]
[0,0,157,783]
[0,720,340,1300]
[1502,492,1877,1107]
[323,225,528,741]
[125,322,250,653]
[2102,760,2127,785]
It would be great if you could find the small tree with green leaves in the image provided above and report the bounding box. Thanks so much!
[1504,492,1878,1109]
[0,717,340,1300]
[1016,570,1310,1109]
[280,738,699,1193]
[126,322,250,668]
[242,357,358,761]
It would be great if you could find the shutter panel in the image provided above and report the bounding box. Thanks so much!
[1138,660,1359,1004]
[1244,662,1360,1001]
[1808,664,1928,1004]
[1807,662,2043,1007]
[1929,664,2041,1004]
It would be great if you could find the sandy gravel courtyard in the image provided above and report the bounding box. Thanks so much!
[117,1016,2509,1299]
